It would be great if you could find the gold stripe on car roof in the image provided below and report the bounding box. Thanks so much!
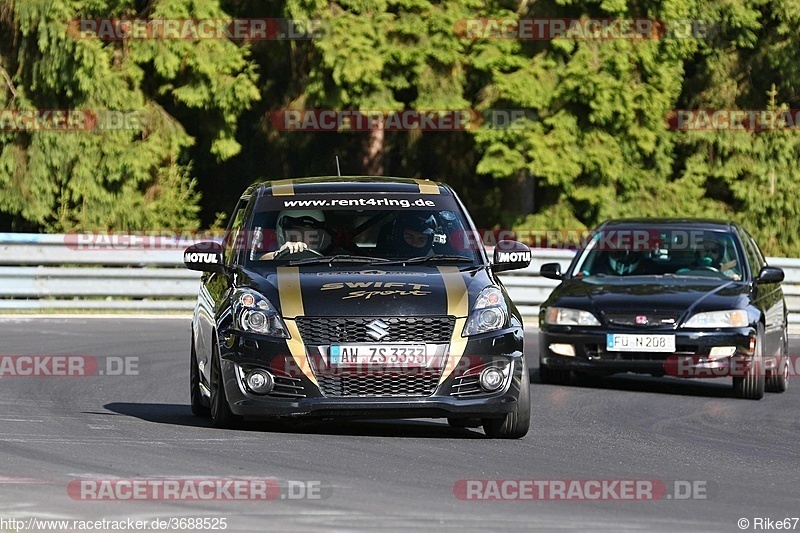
[271,179,295,196]
[415,179,440,195]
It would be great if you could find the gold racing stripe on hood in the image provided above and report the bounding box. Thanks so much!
[415,179,440,195]
[271,179,295,196]
[437,266,469,384]
[277,267,317,385]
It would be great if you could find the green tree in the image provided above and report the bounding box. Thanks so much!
[0,0,259,231]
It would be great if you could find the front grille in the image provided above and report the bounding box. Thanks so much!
[317,371,441,397]
[604,312,682,328]
[296,316,455,344]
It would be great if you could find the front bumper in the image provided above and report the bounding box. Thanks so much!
[539,326,757,378]
[217,326,526,420]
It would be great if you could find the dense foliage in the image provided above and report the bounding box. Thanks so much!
[1,0,798,255]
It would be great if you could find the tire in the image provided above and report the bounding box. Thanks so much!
[209,343,242,429]
[538,360,572,385]
[483,361,530,439]
[733,325,766,400]
[765,335,789,393]
[190,338,210,417]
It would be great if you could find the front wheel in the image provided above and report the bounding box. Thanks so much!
[210,344,242,429]
[733,326,766,400]
[766,334,789,393]
[483,361,530,439]
[190,338,210,417]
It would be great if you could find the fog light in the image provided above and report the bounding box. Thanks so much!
[479,367,505,392]
[709,346,736,359]
[245,369,274,395]
[549,343,576,357]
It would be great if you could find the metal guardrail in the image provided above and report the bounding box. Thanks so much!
[1,234,798,329]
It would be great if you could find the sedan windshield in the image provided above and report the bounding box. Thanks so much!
[241,194,482,267]
[572,228,744,280]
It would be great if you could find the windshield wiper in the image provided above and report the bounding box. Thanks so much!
[288,255,390,266]
[381,254,474,266]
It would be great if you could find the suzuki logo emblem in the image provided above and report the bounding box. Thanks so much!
[635,315,648,325]
[365,319,390,340]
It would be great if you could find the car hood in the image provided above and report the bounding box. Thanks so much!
[239,265,491,318]
[548,275,749,319]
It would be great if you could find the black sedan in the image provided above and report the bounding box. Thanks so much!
[183,176,532,437]
[538,219,788,400]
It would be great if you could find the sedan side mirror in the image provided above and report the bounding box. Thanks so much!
[184,241,225,274]
[757,266,784,284]
[540,262,563,280]
[491,240,532,273]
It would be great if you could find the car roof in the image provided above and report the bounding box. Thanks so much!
[252,176,450,197]
[596,218,737,232]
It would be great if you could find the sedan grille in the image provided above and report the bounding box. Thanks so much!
[604,312,682,328]
[296,316,454,344]
[317,371,441,397]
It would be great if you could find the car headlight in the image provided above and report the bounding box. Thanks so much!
[463,286,508,336]
[544,307,601,326]
[234,289,289,337]
[682,310,748,328]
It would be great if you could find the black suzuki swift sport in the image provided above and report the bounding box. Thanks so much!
[184,177,533,438]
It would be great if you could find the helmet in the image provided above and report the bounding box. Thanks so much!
[608,250,641,275]
[392,212,436,255]
[276,210,326,246]
[698,232,728,266]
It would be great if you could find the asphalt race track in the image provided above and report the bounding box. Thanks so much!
[0,317,798,532]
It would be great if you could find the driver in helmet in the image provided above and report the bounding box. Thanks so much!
[697,233,741,279]
[607,249,642,275]
[260,210,330,260]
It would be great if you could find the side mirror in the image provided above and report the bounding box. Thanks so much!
[184,242,225,274]
[540,262,563,280]
[757,266,784,284]
[491,240,532,273]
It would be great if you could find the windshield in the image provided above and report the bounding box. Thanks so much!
[571,228,744,280]
[241,193,483,268]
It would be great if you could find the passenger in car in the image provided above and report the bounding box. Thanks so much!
[395,213,438,256]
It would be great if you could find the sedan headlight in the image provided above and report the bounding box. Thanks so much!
[682,310,748,328]
[544,307,601,326]
[463,286,508,336]
[234,289,289,337]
